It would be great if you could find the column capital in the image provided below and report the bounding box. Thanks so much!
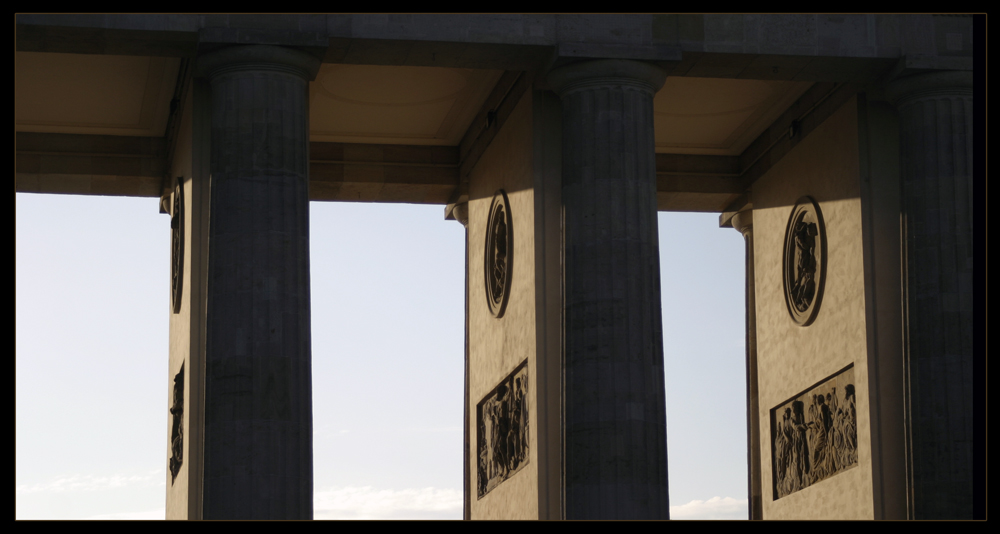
[884,70,972,108]
[545,59,667,98]
[731,209,753,238]
[446,201,469,228]
[196,44,321,82]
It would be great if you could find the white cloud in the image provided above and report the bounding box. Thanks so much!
[16,470,164,495]
[314,486,462,520]
[670,496,748,520]
[85,509,166,520]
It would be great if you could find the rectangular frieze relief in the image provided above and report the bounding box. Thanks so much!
[771,365,857,499]
[476,360,528,499]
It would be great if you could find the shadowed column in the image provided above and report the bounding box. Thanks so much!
[731,209,762,520]
[548,60,669,520]
[197,45,319,520]
[885,70,974,520]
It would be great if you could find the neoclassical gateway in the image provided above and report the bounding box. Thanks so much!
[15,15,982,520]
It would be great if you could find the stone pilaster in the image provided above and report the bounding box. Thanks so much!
[197,45,320,520]
[885,70,974,519]
[447,201,471,521]
[548,60,669,520]
[731,209,762,520]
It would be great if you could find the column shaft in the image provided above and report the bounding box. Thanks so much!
[198,45,318,520]
[887,71,974,519]
[549,60,669,520]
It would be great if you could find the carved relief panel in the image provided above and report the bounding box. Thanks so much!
[476,360,529,498]
[170,177,184,314]
[484,190,512,318]
[783,196,826,326]
[169,363,184,483]
[770,365,857,499]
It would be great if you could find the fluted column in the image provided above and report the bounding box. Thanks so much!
[885,70,973,519]
[548,60,669,520]
[731,209,762,520]
[197,45,319,520]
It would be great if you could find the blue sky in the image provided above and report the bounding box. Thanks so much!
[16,193,748,519]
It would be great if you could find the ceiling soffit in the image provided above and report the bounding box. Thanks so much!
[15,51,179,138]
[654,76,813,156]
[15,51,812,161]
[309,64,504,146]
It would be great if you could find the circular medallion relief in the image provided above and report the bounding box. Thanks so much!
[170,177,184,315]
[783,196,826,326]
[485,190,513,318]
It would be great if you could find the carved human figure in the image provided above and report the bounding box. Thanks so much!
[491,207,507,303]
[811,395,832,482]
[169,367,184,482]
[486,396,500,481]
[508,377,522,472]
[843,385,857,465]
[791,220,817,311]
[826,390,841,472]
[477,415,488,496]
[807,395,820,467]
[171,208,181,293]
[775,408,792,496]
[790,401,811,492]
[515,375,527,465]
[494,384,511,479]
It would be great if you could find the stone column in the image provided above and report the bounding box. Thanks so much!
[731,209,762,520]
[197,45,320,520]
[447,201,471,521]
[547,60,669,520]
[885,70,974,519]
